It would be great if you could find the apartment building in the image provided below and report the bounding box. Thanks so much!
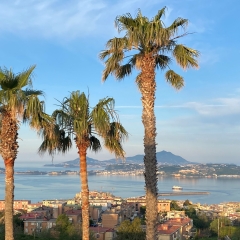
[0,200,31,211]
[42,199,67,217]
[27,203,43,212]
[126,198,171,213]
[89,205,102,221]
[64,209,82,227]
[23,218,56,235]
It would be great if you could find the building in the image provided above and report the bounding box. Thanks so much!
[157,217,193,240]
[0,200,31,211]
[64,209,82,227]
[23,218,56,235]
[42,200,67,217]
[157,224,181,240]
[89,226,116,240]
[126,198,171,213]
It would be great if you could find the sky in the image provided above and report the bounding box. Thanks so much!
[0,0,239,166]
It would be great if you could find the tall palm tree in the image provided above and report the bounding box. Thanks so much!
[99,7,199,240]
[0,66,49,240]
[39,91,128,240]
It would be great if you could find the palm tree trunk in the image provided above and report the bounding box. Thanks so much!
[77,143,90,240]
[139,54,158,240]
[4,159,14,240]
[0,111,18,240]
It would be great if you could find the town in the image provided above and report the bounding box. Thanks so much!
[1,191,240,239]
[1,163,240,178]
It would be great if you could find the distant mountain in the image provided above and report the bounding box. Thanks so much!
[44,150,192,167]
[107,150,190,165]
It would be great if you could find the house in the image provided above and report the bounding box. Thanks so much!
[157,217,193,240]
[157,224,181,240]
[0,200,31,211]
[89,226,116,240]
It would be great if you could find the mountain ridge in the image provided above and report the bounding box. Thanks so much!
[44,150,193,167]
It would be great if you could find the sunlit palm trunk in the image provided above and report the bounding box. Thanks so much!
[77,143,90,240]
[0,112,19,240]
[4,159,14,240]
[139,54,158,240]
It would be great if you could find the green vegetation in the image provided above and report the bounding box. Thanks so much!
[209,217,240,239]
[170,200,182,211]
[115,218,145,240]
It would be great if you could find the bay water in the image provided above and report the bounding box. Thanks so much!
[0,163,240,204]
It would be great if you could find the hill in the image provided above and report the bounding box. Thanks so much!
[44,150,191,167]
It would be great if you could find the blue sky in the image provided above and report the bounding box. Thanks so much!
[0,0,239,166]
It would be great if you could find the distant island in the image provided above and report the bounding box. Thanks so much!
[43,150,192,168]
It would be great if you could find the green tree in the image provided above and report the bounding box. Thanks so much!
[0,66,49,240]
[39,91,128,240]
[100,7,199,240]
[115,217,145,240]
[170,200,181,211]
[210,217,231,238]
[183,199,192,206]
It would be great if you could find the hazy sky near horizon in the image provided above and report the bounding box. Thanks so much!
[0,0,239,166]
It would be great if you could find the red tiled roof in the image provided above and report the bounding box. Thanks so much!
[157,225,180,235]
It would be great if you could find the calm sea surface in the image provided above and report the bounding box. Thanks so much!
[0,164,240,204]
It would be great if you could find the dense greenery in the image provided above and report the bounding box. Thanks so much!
[115,218,145,240]
[209,217,240,239]
[170,200,182,211]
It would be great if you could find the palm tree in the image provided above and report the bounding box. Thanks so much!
[99,7,199,240]
[0,66,48,240]
[39,91,128,240]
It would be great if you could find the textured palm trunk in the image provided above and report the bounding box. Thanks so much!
[77,142,90,240]
[0,111,19,240]
[139,54,158,240]
[4,159,14,240]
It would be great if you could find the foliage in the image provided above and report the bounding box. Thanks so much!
[115,217,145,240]
[140,206,146,215]
[170,200,182,211]
[183,199,192,206]
[185,207,210,230]
[209,217,237,238]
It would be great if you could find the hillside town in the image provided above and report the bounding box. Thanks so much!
[1,191,240,239]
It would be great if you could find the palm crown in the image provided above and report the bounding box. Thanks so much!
[99,7,199,89]
[39,91,128,158]
[0,66,46,127]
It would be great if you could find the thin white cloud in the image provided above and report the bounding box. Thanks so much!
[117,96,240,117]
[0,0,167,40]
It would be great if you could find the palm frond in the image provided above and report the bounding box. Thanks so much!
[173,44,199,69]
[165,70,184,90]
[155,55,171,70]
[17,65,36,89]
[167,18,188,36]
[89,136,101,152]
[153,7,167,22]
[115,63,133,79]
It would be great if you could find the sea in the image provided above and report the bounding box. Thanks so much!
[0,163,240,205]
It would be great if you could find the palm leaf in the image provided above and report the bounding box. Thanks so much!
[165,70,184,90]
[155,55,171,70]
[173,44,199,69]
